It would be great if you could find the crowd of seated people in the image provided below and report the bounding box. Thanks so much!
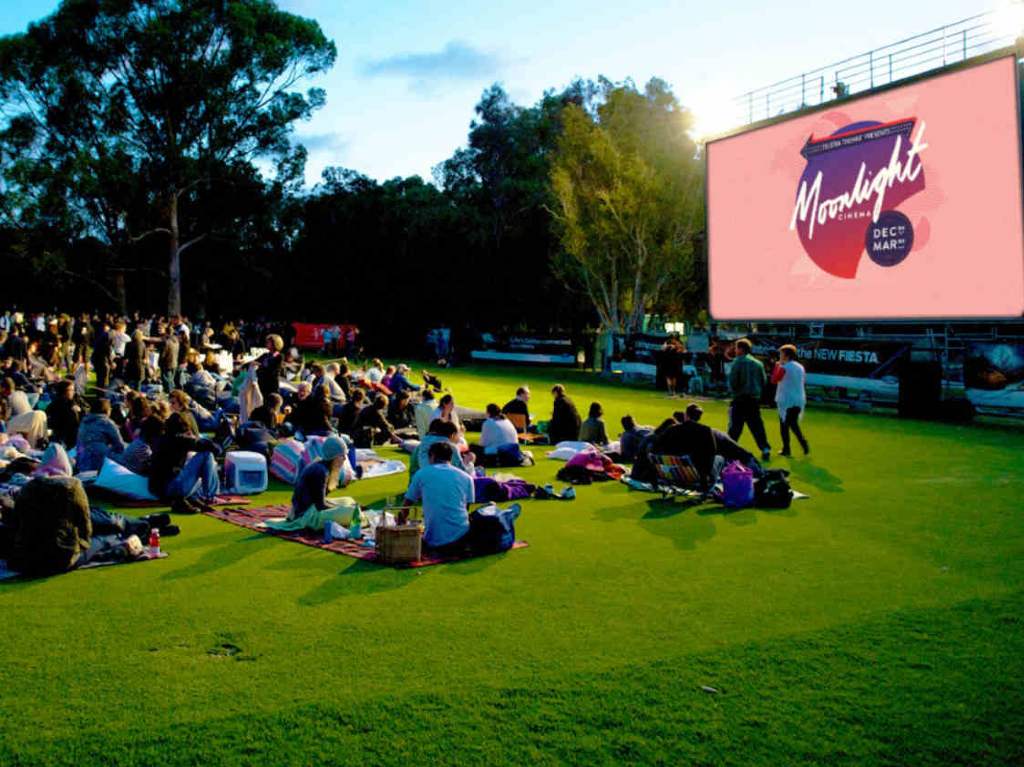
[1,307,782,569]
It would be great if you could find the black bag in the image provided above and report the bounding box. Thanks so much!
[755,469,793,509]
[467,506,521,553]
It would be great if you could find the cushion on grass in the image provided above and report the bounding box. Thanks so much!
[93,457,158,501]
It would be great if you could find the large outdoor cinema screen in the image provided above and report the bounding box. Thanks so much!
[706,54,1024,320]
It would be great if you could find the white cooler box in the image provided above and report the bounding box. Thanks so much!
[225,451,268,494]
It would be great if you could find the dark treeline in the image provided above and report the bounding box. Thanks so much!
[0,81,599,352]
[0,2,704,354]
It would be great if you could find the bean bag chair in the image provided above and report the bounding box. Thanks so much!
[270,438,305,485]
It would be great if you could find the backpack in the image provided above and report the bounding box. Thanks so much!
[467,504,521,553]
[755,469,793,509]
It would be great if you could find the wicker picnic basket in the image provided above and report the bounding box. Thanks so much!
[375,523,423,564]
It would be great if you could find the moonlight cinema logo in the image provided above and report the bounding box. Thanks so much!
[789,118,928,278]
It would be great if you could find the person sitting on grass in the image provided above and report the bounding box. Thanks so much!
[289,435,348,521]
[148,410,221,514]
[74,398,127,474]
[578,401,609,446]
[656,404,760,489]
[336,388,366,435]
[352,394,399,447]
[365,358,385,385]
[387,390,416,432]
[477,403,519,457]
[431,393,464,434]
[414,388,436,437]
[294,383,334,437]
[409,420,474,478]
[400,440,475,556]
[248,392,287,434]
[46,379,82,448]
[618,415,654,463]
[389,364,421,395]
[113,414,164,476]
[548,384,581,444]
[501,386,531,431]
[1,376,47,448]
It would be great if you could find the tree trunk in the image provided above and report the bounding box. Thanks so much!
[113,270,127,315]
[167,193,182,316]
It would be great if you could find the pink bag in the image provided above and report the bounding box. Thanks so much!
[721,461,754,508]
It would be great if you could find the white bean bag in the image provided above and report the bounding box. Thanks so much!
[93,457,158,501]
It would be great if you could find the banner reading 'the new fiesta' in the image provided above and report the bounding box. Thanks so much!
[706,54,1024,320]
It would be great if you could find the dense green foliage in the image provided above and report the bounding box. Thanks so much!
[2,365,1022,765]
[550,78,706,333]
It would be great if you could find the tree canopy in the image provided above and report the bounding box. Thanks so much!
[0,0,336,313]
[549,78,705,335]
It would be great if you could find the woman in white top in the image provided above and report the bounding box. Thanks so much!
[479,403,519,454]
[431,393,467,449]
[365,358,385,385]
[772,344,809,456]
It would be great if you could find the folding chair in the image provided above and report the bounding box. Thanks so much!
[649,453,706,499]
[506,412,542,444]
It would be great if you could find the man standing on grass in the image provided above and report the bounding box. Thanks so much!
[727,338,771,462]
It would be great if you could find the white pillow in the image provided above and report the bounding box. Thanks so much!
[94,457,158,501]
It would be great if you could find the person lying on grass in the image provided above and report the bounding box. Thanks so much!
[289,435,349,521]
[399,440,475,556]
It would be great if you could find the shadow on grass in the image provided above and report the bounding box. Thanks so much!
[161,533,269,581]
[786,458,843,494]
[297,559,417,605]
[642,497,704,520]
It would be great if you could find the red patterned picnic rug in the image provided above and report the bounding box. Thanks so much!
[202,504,528,568]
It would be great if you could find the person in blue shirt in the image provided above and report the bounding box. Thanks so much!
[401,441,475,554]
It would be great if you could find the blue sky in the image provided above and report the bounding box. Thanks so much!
[0,0,997,185]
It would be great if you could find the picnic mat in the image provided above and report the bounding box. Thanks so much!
[0,551,167,581]
[202,504,528,568]
[358,459,406,480]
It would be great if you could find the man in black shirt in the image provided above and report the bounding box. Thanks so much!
[502,386,531,430]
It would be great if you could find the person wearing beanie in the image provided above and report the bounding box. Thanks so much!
[288,435,349,520]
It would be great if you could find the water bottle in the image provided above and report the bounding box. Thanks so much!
[148,529,161,557]
[348,507,362,540]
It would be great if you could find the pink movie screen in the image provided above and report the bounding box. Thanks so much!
[706,55,1024,320]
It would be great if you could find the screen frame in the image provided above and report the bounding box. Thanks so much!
[704,47,1024,322]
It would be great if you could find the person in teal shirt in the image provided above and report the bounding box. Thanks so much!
[727,338,771,462]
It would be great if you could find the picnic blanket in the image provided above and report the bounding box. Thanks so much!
[202,504,528,568]
[358,458,406,480]
[0,551,167,581]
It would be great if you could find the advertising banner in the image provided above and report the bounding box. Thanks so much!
[964,341,1024,414]
[291,322,357,350]
[707,54,1024,320]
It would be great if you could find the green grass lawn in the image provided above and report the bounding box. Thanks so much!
[2,364,1023,766]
